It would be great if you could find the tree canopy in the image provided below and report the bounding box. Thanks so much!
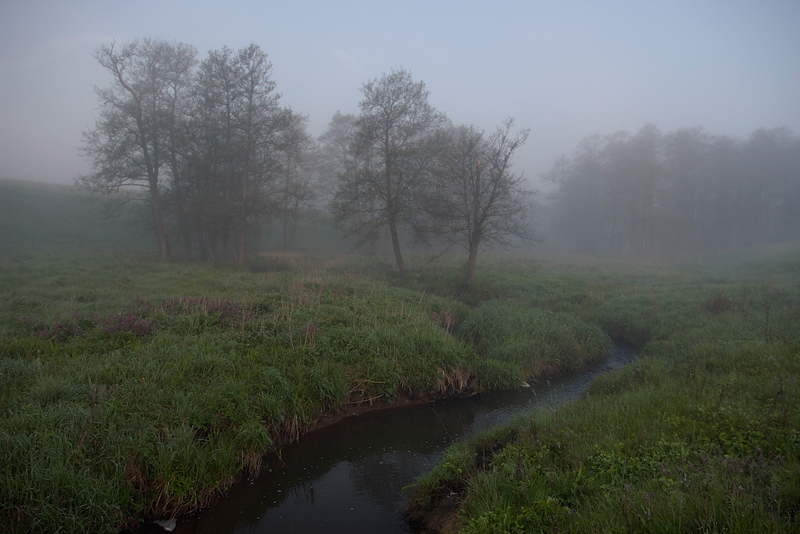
[421,119,536,281]
[330,69,449,275]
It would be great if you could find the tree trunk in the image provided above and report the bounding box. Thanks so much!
[149,177,170,259]
[389,218,406,276]
[237,229,247,264]
[466,237,480,283]
[238,151,249,265]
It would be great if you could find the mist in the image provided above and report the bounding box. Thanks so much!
[1,1,798,192]
[537,124,800,257]
[4,4,800,531]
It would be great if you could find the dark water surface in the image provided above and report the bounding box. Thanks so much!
[167,346,637,534]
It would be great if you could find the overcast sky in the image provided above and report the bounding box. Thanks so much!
[1,0,798,187]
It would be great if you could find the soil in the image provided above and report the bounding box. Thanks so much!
[407,493,464,534]
[306,393,434,432]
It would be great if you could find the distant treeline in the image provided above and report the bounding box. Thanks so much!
[543,124,800,255]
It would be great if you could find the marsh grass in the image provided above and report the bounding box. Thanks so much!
[457,300,611,384]
[1,257,472,532]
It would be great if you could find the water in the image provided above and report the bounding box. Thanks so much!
[164,346,636,534]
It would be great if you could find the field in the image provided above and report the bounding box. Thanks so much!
[1,179,799,533]
[408,249,800,533]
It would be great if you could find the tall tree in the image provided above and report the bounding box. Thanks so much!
[275,111,316,251]
[544,135,606,253]
[79,39,197,258]
[331,69,448,275]
[602,124,663,254]
[424,119,535,282]
[317,112,357,206]
[190,44,285,263]
[660,127,712,254]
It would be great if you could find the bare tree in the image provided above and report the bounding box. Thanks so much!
[424,119,536,282]
[79,39,197,258]
[331,69,448,275]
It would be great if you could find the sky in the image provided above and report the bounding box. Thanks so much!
[1,0,799,187]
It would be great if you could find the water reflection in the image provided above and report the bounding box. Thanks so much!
[170,346,636,534]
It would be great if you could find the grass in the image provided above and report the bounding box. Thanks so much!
[0,180,613,533]
[0,259,471,531]
[407,248,800,533]
[3,178,799,533]
[0,254,614,533]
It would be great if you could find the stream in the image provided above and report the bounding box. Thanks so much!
[159,345,637,534]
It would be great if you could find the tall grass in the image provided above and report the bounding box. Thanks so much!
[7,179,797,532]
[1,239,616,533]
[458,299,610,385]
[408,246,800,533]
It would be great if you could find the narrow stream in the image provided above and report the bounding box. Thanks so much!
[164,346,637,534]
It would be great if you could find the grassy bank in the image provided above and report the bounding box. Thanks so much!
[0,247,612,533]
[407,246,800,533]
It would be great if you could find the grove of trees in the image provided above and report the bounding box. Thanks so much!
[545,124,800,256]
[80,39,315,263]
[81,41,535,278]
[81,38,798,273]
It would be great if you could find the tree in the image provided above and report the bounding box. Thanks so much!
[189,44,286,262]
[424,119,535,282]
[79,39,197,258]
[331,69,448,275]
[317,112,357,206]
[740,127,800,245]
[660,127,712,254]
[602,124,663,254]
[274,111,317,251]
[544,135,606,253]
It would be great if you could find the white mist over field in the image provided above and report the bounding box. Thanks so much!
[1,1,798,188]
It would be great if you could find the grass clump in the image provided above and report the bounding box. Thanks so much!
[458,299,611,382]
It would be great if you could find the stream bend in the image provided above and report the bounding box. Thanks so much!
[162,345,637,534]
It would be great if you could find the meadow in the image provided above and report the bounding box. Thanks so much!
[408,250,800,533]
[1,180,606,533]
[1,179,798,533]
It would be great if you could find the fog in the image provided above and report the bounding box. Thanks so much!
[1,1,799,189]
